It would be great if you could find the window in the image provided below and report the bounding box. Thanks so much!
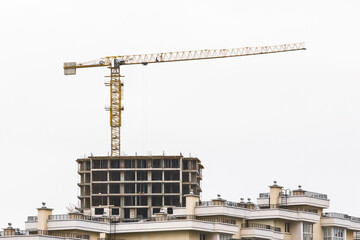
[92,183,107,194]
[303,223,313,240]
[124,196,135,206]
[137,196,148,206]
[152,183,162,193]
[152,196,162,206]
[109,183,120,193]
[137,159,147,168]
[285,222,290,233]
[164,170,179,180]
[124,171,135,181]
[153,208,161,214]
[95,208,104,215]
[219,234,232,240]
[109,171,121,181]
[124,183,135,193]
[152,171,162,180]
[137,171,148,180]
[182,172,190,182]
[92,160,108,169]
[137,183,147,193]
[110,160,120,168]
[109,196,120,206]
[92,196,107,206]
[92,171,107,181]
[333,228,344,240]
[324,227,344,240]
[182,160,189,170]
[152,159,161,168]
[200,234,206,240]
[124,160,135,168]
[112,208,119,215]
[164,159,179,168]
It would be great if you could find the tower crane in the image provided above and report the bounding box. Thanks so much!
[64,42,305,156]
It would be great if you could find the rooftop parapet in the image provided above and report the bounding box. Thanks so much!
[259,190,328,200]
[32,213,238,226]
[323,212,360,223]
[322,212,360,231]
[241,223,281,232]
[24,213,238,236]
[0,229,90,239]
[257,183,329,209]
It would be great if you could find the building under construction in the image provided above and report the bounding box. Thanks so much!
[77,155,203,218]
[67,43,305,221]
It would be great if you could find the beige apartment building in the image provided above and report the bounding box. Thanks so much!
[2,181,360,240]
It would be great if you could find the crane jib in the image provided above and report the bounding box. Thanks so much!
[63,42,305,156]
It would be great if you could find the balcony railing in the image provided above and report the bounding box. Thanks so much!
[0,230,89,239]
[259,193,270,198]
[296,191,328,200]
[49,214,109,222]
[47,214,237,225]
[98,238,124,240]
[27,216,38,222]
[0,230,28,236]
[323,212,360,223]
[259,191,328,200]
[196,200,250,209]
[241,223,281,232]
[258,204,319,214]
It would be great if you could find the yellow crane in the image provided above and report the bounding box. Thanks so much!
[64,42,305,156]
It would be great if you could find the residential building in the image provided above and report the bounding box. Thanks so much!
[2,181,360,240]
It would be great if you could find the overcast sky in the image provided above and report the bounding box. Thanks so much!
[1,0,360,228]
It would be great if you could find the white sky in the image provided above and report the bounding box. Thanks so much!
[1,0,360,229]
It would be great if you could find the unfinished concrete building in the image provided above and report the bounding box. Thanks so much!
[77,155,203,218]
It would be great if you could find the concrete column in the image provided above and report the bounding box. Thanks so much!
[185,190,200,215]
[3,223,16,236]
[155,210,167,221]
[269,181,283,208]
[211,194,226,206]
[37,202,53,231]
[293,185,305,196]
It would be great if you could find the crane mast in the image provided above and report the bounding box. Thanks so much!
[64,42,305,156]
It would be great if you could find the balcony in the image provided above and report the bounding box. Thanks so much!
[259,193,270,198]
[242,223,281,232]
[43,214,237,235]
[322,212,360,231]
[0,230,89,239]
[240,223,283,240]
[250,208,320,223]
[257,190,329,209]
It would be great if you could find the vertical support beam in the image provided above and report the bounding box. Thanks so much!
[109,67,123,156]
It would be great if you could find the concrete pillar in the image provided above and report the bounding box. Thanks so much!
[155,210,167,221]
[185,190,200,215]
[246,198,255,210]
[211,194,226,206]
[3,223,16,236]
[293,185,305,196]
[37,202,53,231]
[269,181,283,208]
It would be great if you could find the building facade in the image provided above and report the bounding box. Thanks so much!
[77,155,203,218]
[2,181,360,240]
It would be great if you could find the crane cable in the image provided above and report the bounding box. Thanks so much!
[142,66,148,154]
